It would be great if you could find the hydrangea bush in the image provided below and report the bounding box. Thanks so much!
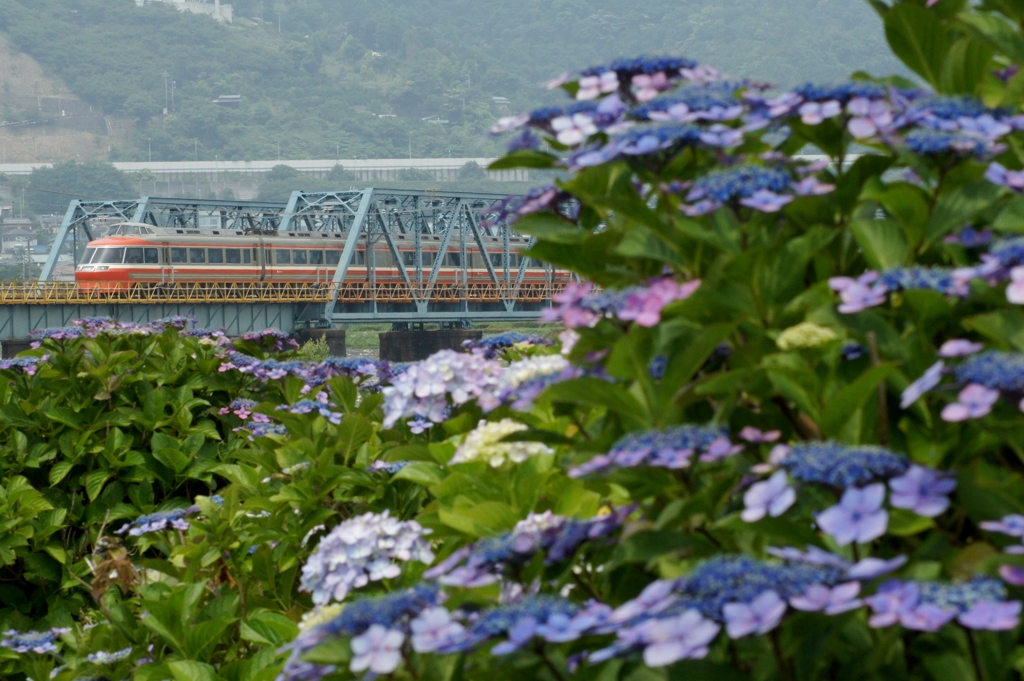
[8,1,1024,680]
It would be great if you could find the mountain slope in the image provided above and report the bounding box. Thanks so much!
[0,0,901,162]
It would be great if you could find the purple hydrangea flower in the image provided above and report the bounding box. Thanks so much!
[980,514,1024,537]
[846,555,908,579]
[941,383,1000,421]
[887,465,956,517]
[410,607,466,653]
[633,610,721,666]
[938,339,985,357]
[900,361,946,409]
[789,582,862,615]
[349,625,404,675]
[741,471,796,522]
[739,427,781,443]
[957,600,1021,630]
[999,565,1024,586]
[816,484,888,546]
[864,581,920,628]
[610,580,678,623]
[722,590,787,638]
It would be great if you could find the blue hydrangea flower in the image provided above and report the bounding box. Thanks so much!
[673,556,845,620]
[954,351,1024,391]
[438,596,581,654]
[277,399,342,425]
[904,129,990,156]
[779,442,909,488]
[877,266,967,296]
[424,509,629,587]
[791,82,888,103]
[115,505,200,536]
[570,425,740,476]
[366,460,413,474]
[0,356,48,375]
[0,628,70,654]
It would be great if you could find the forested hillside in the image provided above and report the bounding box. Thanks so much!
[0,0,900,162]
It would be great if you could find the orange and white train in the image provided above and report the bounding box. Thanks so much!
[74,222,563,291]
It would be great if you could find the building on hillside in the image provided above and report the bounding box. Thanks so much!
[212,95,242,107]
[2,228,37,253]
[135,0,233,24]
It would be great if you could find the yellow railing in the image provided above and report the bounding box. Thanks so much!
[0,281,568,305]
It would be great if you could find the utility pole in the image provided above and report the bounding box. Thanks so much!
[171,81,176,112]
[163,71,169,112]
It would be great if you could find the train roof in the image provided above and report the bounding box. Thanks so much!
[88,223,527,247]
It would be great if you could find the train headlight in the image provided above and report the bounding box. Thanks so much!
[96,266,109,271]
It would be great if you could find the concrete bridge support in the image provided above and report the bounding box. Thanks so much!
[378,328,482,362]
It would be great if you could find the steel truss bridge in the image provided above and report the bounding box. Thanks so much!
[0,189,564,340]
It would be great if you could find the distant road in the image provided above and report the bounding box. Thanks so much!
[0,157,531,182]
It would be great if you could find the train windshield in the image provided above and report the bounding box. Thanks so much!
[97,248,126,264]
[81,248,96,265]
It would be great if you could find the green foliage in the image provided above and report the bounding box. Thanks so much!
[296,336,331,362]
[25,160,134,215]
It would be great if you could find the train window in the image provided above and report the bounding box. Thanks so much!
[326,250,341,266]
[125,248,144,264]
[189,248,206,264]
[144,248,159,264]
[208,249,224,264]
[82,247,96,264]
[98,247,125,264]
[225,249,241,264]
[445,253,462,267]
[292,250,308,265]
[356,251,365,265]
[402,251,433,267]
[276,250,290,265]
[171,248,187,264]
[245,249,252,264]
[309,250,323,265]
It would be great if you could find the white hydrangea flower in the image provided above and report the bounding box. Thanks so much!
[478,355,571,411]
[450,419,554,467]
[300,511,435,605]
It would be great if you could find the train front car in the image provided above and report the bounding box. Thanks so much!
[74,223,165,291]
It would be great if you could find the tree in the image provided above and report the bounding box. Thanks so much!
[26,161,134,215]
[123,92,160,124]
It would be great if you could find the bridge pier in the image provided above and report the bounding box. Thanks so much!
[378,329,482,362]
[293,328,347,357]
[1,338,34,358]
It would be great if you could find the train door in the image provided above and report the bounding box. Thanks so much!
[257,238,267,282]
[162,244,174,284]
